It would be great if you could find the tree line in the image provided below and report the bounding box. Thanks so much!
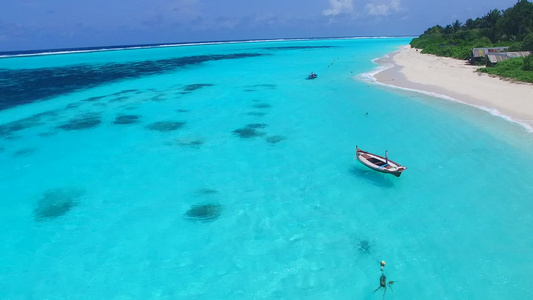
[411,0,533,57]
[410,0,533,82]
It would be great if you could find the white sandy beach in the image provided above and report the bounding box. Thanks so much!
[374,46,533,130]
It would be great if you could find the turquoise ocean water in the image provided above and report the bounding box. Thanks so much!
[1,38,533,299]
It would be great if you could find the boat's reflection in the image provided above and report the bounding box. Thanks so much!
[348,166,395,188]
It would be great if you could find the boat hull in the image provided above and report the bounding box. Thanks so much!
[355,146,407,177]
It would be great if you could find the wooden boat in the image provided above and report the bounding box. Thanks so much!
[355,146,407,177]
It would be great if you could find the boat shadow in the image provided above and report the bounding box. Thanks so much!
[348,166,395,188]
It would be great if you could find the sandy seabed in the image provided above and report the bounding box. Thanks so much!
[373,46,533,131]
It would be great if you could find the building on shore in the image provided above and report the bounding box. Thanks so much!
[486,51,531,66]
[470,47,509,64]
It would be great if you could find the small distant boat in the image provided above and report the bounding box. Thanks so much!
[355,146,407,177]
[307,72,317,79]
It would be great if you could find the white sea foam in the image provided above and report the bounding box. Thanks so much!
[0,39,296,58]
[0,39,293,58]
[0,46,147,58]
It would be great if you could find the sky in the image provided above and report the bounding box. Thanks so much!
[0,0,521,52]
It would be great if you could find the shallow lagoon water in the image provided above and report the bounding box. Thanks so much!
[1,38,533,299]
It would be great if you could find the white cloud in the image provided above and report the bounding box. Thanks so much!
[323,0,354,16]
[365,0,401,16]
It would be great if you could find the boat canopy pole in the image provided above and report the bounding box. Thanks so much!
[385,150,389,164]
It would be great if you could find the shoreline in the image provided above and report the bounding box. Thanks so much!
[368,46,533,132]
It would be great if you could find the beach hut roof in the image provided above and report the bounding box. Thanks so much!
[487,51,531,64]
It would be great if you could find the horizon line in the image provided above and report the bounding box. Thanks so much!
[0,35,418,58]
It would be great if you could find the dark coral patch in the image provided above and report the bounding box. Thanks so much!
[112,89,139,96]
[176,109,190,113]
[114,115,140,125]
[83,95,106,102]
[5,135,21,140]
[253,103,272,109]
[185,203,222,222]
[109,96,130,103]
[182,84,214,92]
[33,188,84,221]
[245,84,276,90]
[146,121,186,132]
[233,127,266,138]
[14,148,36,157]
[246,123,268,129]
[1,53,261,111]
[195,188,218,195]
[266,135,286,144]
[65,102,82,109]
[0,112,56,137]
[151,94,165,102]
[57,113,101,131]
[357,240,372,254]
[255,84,276,89]
[38,131,57,137]
[174,137,203,147]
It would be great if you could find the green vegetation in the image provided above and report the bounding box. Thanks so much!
[410,0,533,82]
[479,57,533,82]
